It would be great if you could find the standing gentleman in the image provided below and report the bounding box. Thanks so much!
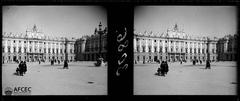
[206,60,211,69]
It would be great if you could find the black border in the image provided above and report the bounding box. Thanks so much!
[1,0,240,101]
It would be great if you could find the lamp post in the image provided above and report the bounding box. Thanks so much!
[65,37,68,62]
[98,22,104,58]
[206,37,211,69]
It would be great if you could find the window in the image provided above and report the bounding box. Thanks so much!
[202,49,205,54]
[14,40,15,43]
[24,48,26,53]
[148,46,151,52]
[2,47,4,53]
[190,48,192,53]
[142,46,145,52]
[13,47,16,52]
[160,47,162,53]
[8,47,10,52]
[154,47,157,52]
[185,48,188,53]
[19,47,21,53]
[137,46,140,52]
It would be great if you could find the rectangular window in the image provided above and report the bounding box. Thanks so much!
[13,47,16,52]
[8,47,10,52]
[19,47,21,53]
[137,46,139,52]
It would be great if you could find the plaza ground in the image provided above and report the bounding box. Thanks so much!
[2,61,107,95]
[134,61,237,95]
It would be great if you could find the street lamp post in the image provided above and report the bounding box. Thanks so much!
[65,37,68,62]
[98,22,104,58]
[206,37,211,69]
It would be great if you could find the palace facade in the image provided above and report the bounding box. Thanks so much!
[2,25,76,63]
[74,22,107,61]
[217,34,238,61]
[134,24,218,63]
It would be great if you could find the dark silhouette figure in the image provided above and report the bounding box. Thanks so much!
[206,60,211,69]
[23,61,27,74]
[193,60,196,65]
[16,61,23,76]
[58,60,60,64]
[160,61,165,76]
[164,61,169,75]
[63,60,68,69]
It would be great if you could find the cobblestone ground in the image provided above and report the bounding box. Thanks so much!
[134,61,237,95]
[2,61,107,95]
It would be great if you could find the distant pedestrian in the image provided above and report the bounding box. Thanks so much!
[206,60,211,69]
[160,61,165,76]
[58,60,60,64]
[164,61,169,75]
[16,61,23,76]
[39,60,41,64]
[63,60,68,69]
[200,60,202,64]
[193,60,196,65]
[23,61,27,74]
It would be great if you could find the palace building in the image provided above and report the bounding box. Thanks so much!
[217,34,238,61]
[2,24,76,63]
[134,24,218,63]
[74,22,107,61]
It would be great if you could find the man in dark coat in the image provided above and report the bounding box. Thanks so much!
[63,60,68,69]
[160,61,166,76]
[164,61,169,75]
[23,61,27,74]
[206,60,211,69]
[17,61,23,76]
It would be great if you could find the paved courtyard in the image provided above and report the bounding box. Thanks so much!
[2,61,107,95]
[134,61,237,95]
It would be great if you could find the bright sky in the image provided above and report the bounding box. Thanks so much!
[134,6,237,38]
[2,6,107,39]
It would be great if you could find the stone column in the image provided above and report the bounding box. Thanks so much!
[151,39,154,53]
[27,41,29,52]
[173,41,176,52]
[157,40,160,52]
[134,38,136,52]
[21,40,24,53]
[146,39,148,52]
[200,42,202,54]
[10,40,13,53]
[139,39,142,52]
[162,40,165,53]
[5,40,7,53]
[16,40,19,53]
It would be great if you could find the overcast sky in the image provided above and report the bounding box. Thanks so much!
[2,6,107,39]
[134,6,237,38]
